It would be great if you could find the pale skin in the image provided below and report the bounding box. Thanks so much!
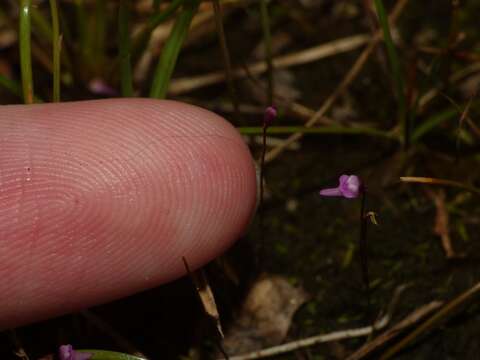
[0,99,257,329]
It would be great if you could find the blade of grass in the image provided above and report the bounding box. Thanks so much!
[131,0,184,64]
[238,126,397,140]
[80,349,147,360]
[0,74,23,98]
[0,74,43,102]
[153,0,162,12]
[75,0,89,75]
[149,0,200,99]
[259,0,274,105]
[212,0,239,120]
[31,6,53,40]
[49,0,61,102]
[118,0,133,96]
[19,0,34,104]
[93,0,107,75]
[373,0,407,145]
[400,176,480,197]
[411,107,458,143]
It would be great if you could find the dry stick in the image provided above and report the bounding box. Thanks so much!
[264,0,410,163]
[169,34,369,95]
[222,298,442,360]
[212,0,239,121]
[418,62,480,112]
[225,324,383,360]
[221,284,409,360]
[380,281,480,360]
[346,301,443,360]
[400,176,480,197]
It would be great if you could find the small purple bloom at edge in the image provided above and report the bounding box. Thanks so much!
[264,106,277,127]
[319,175,362,199]
[59,345,92,360]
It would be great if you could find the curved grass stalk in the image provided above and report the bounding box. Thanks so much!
[238,126,397,140]
[400,176,480,197]
[49,0,61,101]
[373,0,407,145]
[79,349,147,360]
[131,0,184,64]
[19,0,34,104]
[259,0,274,104]
[118,0,133,96]
[149,0,200,99]
[0,74,23,99]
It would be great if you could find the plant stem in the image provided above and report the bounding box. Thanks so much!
[400,176,480,196]
[118,0,133,97]
[212,0,239,121]
[149,0,200,99]
[259,0,274,105]
[49,0,61,102]
[19,0,34,104]
[238,126,397,140]
[79,349,147,360]
[131,0,184,65]
[359,190,372,325]
[373,0,407,146]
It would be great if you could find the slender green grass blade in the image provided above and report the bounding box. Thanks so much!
[259,0,274,105]
[131,0,184,64]
[0,74,43,102]
[93,0,107,74]
[118,0,133,96]
[49,0,61,102]
[212,0,239,120]
[373,0,407,144]
[80,349,147,360]
[411,108,458,143]
[0,74,23,98]
[19,0,34,104]
[31,7,53,40]
[153,0,162,11]
[149,0,200,99]
[238,126,396,140]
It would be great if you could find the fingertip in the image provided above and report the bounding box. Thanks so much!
[0,99,256,328]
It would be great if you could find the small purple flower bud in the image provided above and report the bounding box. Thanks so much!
[88,78,118,97]
[263,106,277,128]
[59,345,92,360]
[319,175,362,199]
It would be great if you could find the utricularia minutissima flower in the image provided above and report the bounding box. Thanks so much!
[319,175,362,199]
[58,345,92,360]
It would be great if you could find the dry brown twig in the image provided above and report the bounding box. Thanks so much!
[264,0,410,163]
[425,188,459,259]
[345,300,443,360]
[168,34,370,95]
[219,283,411,360]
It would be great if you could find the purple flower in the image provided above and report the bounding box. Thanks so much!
[263,106,277,127]
[319,175,362,199]
[59,345,92,360]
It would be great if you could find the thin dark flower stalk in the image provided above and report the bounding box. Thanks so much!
[212,0,239,121]
[320,175,372,324]
[359,188,372,326]
[258,107,276,266]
